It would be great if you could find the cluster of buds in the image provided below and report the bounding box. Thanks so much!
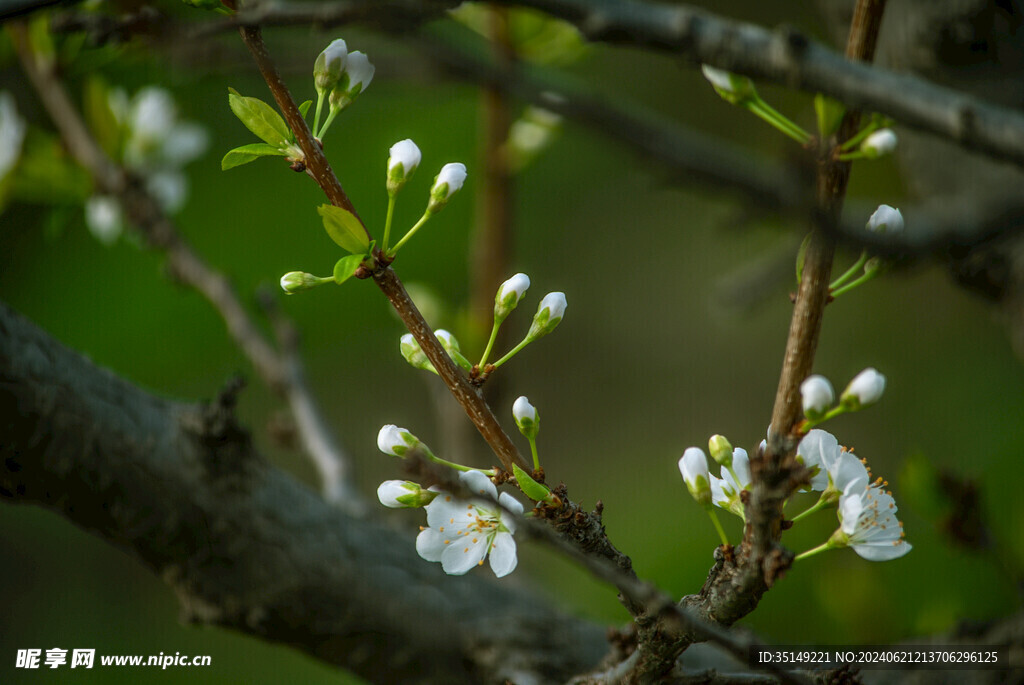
[799,368,886,426]
[313,39,375,139]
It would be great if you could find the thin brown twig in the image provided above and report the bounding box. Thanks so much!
[236,25,530,474]
[9,21,360,510]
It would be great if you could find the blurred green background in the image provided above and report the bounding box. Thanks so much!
[2,1,1023,683]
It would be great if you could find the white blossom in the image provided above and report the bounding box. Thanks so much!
[415,470,522,577]
[800,374,835,417]
[710,448,750,517]
[377,480,438,508]
[679,447,711,505]
[146,171,187,213]
[0,92,26,181]
[842,368,886,408]
[861,128,897,158]
[85,196,123,245]
[377,424,418,456]
[866,204,904,234]
[512,396,539,440]
[796,429,869,495]
[341,51,375,95]
[836,479,911,561]
[428,162,467,207]
[314,39,349,92]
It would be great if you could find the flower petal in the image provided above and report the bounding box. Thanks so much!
[415,527,447,563]
[440,534,489,575]
[460,470,497,500]
[425,493,466,531]
[852,539,912,561]
[489,533,518,578]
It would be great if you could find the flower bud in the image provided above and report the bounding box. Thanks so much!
[494,272,531,322]
[427,162,467,214]
[860,128,897,158]
[377,480,438,508]
[435,329,472,371]
[701,65,756,105]
[525,292,567,341]
[400,333,436,373]
[279,271,329,294]
[387,139,421,196]
[866,204,904,234]
[679,447,712,506]
[841,368,886,410]
[329,50,375,111]
[512,396,539,440]
[708,435,734,467]
[800,374,835,419]
[314,39,348,94]
[377,424,419,457]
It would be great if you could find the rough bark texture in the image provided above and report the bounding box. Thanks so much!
[0,301,605,685]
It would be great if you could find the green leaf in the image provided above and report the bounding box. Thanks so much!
[795,231,813,285]
[83,78,121,159]
[221,143,287,170]
[333,254,365,285]
[318,204,370,254]
[298,100,313,120]
[512,463,551,503]
[814,94,845,140]
[227,88,291,147]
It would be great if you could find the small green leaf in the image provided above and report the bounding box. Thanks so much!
[318,204,370,254]
[814,94,845,140]
[83,78,121,159]
[333,254,365,284]
[512,463,551,503]
[795,231,813,285]
[298,100,313,120]
[228,88,292,147]
[221,143,287,170]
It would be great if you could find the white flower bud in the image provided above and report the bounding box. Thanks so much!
[387,139,421,195]
[700,64,756,104]
[866,204,904,234]
[328,51,374,111]
[800,374,835,418]
[377,424,418,457]
[427,162,467,213]
[85,195,123,246]
[434,329,472,371]
[860,128,897,158]
[679,447,712,506]
[841,368,886,409]
[0,91,27,181]
[512,396,539,440]
[377,480,438,508]
[314,39,348,94]
[708,435,733,467]
[526,292,567,341]
[494,272,531,322]
[400,333,435,373]
[279,271,329,294]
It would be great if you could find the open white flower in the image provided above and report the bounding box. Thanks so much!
[800,374,834,418]
[835,479,911,561]
[710,448,750,517]
[797,429,868,495]
[416,470,522,577]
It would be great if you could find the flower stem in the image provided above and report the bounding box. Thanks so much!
[706,507,730,547]
[388,211,432,257]
[747,99,811,144]
[317,106,339,140]
[312,91,325,140]
[802,404,849,430]
[830,251,868,289]
[419,444,496,475]
[528,436,540,470]
[839,120,880,151]
[830,269,880,298]
[490,336,531,370]
[789,494,831,523]
[836,151,867,162]
[794,540,834,561]
[478,319,501,369]
[382,193,397,253]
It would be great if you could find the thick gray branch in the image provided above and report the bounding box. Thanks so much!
[0,301,605,685]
